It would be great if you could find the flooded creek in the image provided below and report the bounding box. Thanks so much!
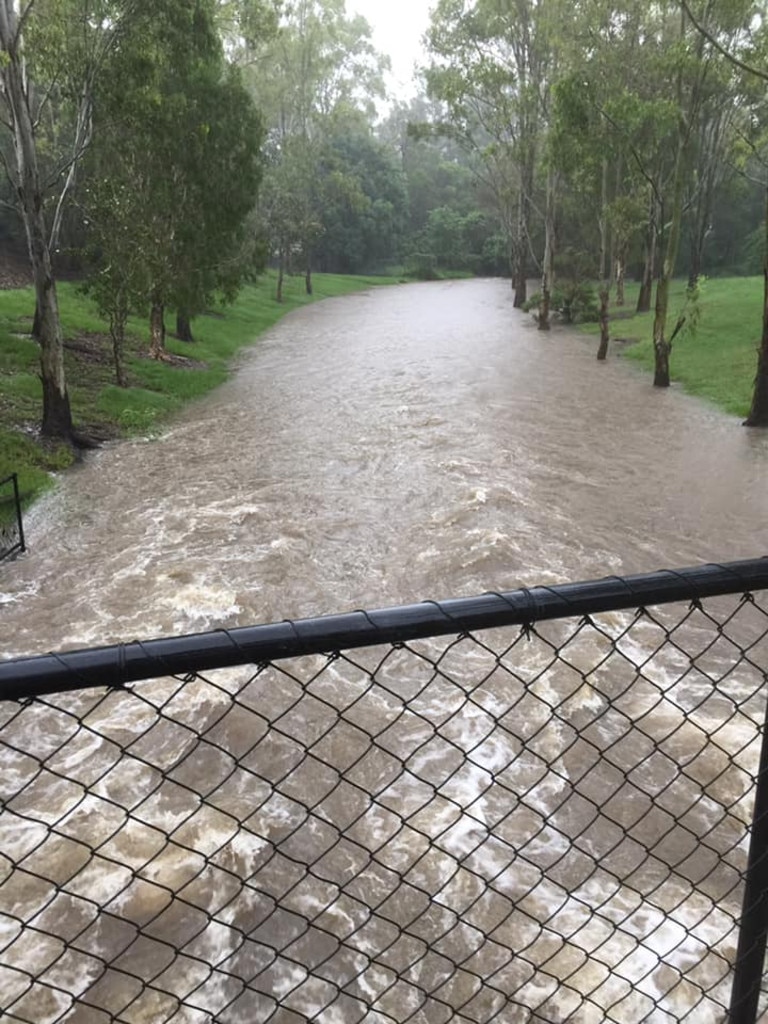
[2,278,768,1022]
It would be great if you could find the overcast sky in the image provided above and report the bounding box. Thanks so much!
[349,0,435,98]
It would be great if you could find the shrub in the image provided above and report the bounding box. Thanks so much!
[522,282,600,324]
[404,252,441,281]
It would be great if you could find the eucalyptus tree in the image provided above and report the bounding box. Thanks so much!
[549,0,680,357]
[646,1,748,387]
[249,0,387,297]
[0,0,139,439]
[566,0,742,385]
[84,0,264,361]
[425,0,571,318]
[679,0,768,424]
[685,77,741,289]
[550,74,612,357]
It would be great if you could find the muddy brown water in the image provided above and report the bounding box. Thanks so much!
[2,278,768,1023]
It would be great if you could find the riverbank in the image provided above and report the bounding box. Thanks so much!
[1,271,400,504]
[585,276,763,418]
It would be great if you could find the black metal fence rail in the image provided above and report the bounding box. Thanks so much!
[0,472,25,562]
[1,558,768,1023]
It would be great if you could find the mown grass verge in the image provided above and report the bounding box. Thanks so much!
[0,271,400,505]
[581,276,763,419]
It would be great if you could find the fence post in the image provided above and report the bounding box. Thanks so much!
[12,473,24,553]
[729,699,768,1024]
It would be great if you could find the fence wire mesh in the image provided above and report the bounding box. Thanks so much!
[2,566,768,1023]
[0,473,24,563]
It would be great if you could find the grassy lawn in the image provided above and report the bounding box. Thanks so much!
[0,271,400,504]
[587,276,763,419]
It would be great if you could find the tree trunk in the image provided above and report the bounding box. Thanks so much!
[745,187,768,427]
[652,271,672,388]
[31,301,41,341]
[276,248,285,303]
[538,287,550,331]
[596,160,611,360]
[110,307,128,388]
[598,161,609,283]
[653,337,671,387]
[687,237,702,291]
[149,302,166,360]
[616,247,627,307]
[176,310,194,342]
[512,262,527,307]
[35,247,72,437]
[652,130,686,388]
[636,257,653,313]
[305,250,313,296]
[597,287,610,361]
[538,172,556,332]
[0,7,72,439]
[512,184,529,308]
[636,194,657,314]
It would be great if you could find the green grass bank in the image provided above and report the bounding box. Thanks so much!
[0,271,399,505]
[587,276,763,419]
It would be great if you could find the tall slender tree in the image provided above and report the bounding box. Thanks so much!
[84,0,265,359]
[0,0,138,439]
[679,0,768,424]
[249,0,387,297]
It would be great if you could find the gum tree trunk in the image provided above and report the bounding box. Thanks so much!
[0,2,72,439]
[110,299,128,388]
[597,160,610,361]
[538,171,556,332]
[636,193,657,314]
[615,246,627,307]
[176,310,194,342]
[38,269,72,437]
[745,186,768,427]
[276,248,285,303]
[653,128,686,388]
[305,248,313,296]
[597,288,610,360]
[511,205,527,308]
[149,302,166,360]
[512,161,534,309]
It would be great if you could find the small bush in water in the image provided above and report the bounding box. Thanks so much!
[523,282,600,324]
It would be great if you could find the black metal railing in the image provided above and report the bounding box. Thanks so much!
[0,472,25,562]
[1,558,768,1022]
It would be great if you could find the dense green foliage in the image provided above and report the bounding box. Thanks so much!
[312,127,409,274]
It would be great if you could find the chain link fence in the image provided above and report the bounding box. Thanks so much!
[2,559,768,1023]
[0,473,25,563]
